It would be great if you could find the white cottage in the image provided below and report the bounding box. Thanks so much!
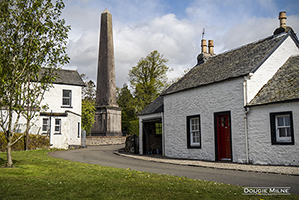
[39,69,85,149]
[4,69,85,149]
[138,12,299,166]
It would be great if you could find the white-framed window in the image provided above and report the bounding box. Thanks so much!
[62,90,72,106]
[276,115,291,142]
[54,119,61,134]
[187,115,201,148]
[42,118,50,135]
[270,112,294,145]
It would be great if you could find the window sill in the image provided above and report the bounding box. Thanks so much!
[61,106,73,108]
[272,142,294,145]
[187,145,201,149]
[54,133,62,135]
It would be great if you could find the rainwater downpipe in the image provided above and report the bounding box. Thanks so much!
[243,76,250,164]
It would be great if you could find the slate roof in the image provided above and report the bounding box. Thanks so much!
[53,69,85,86]
[139,31,298,116]
[248,54,299,106]
[138,95,164,116]
[40,68,85,86]
[162,32,291,95]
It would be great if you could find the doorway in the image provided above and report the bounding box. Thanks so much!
[215,112,232,161]
[142,119,162,155]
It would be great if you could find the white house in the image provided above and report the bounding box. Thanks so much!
[2,69,85,149]
[138,12,299,166]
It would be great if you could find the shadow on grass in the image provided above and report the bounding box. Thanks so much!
[0,157,5,166]
[0,157,20,168]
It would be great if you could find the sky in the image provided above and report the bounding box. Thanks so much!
[61,0,299,88]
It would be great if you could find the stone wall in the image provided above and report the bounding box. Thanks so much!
[247,102,299,166]
[86,136,126,145]
[164,78,246,163]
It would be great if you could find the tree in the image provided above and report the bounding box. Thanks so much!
[80,74,96,101]
[80,74,96,135]
[117,83,137,133]
[129,50,170,112]
[0,0,70,167]
[81,99,95,135]
[83,80,96,101]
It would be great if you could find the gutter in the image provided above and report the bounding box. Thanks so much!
[243,76,250,164]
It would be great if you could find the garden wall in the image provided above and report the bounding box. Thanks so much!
[86,136,126,146]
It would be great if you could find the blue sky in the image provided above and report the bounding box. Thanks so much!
[62,0,299,88]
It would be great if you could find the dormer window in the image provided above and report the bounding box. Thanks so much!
[62,90,72,107]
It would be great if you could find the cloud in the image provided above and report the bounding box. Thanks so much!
[61,0,299,89]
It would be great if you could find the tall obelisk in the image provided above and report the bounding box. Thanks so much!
[91,9,122,136]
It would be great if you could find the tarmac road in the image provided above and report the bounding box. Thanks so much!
[50,144,299,194]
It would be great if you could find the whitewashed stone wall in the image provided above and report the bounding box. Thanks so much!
[163,78,247,163]
[247,102,299,166]
[42,84,82,115]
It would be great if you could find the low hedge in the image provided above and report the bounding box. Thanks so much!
[0,132,49,152]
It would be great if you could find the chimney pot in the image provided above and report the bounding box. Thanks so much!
[208,40,214,55]
[201,39,207,53]
[279,11,287,27]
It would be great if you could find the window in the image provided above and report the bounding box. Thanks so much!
[187,115,201,148]
[155,122,162,135]
[54,119,61,134]
[270,112,294,145]
[62,90,72,106]
[42,118,49,135]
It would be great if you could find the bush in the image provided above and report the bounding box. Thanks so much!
[0,132,49,152]
[128,120,139,136]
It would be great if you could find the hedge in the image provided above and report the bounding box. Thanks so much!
[0,132,49,152]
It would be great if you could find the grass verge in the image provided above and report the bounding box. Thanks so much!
[0,149,298,199]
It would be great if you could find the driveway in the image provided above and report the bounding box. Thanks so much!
[50,144,299,194]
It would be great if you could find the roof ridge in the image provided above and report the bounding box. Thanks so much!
[216,34,285,57]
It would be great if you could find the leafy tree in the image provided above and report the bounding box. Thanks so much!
[117,83,137,133]
[83,80,96,101]
[129,50,170,112]
[80,74,96,101]
[80,74,96,135]
[81,99,95,135]
[0,0,70,167]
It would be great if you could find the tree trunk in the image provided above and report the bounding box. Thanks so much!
[6,140,13,167]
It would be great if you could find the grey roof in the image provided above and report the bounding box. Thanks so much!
[138,95,164,116]
[248,54,299,106]
[53,69,85,86]
[139,31,299,116]
[163,32,292,95]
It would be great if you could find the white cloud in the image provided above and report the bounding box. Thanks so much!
[61,0,299,89]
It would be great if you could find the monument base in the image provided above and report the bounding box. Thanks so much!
[90,106,122,136]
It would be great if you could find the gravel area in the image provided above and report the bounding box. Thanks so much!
[115,152,299,176]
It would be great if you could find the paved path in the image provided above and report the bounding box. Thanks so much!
[50,144,299,194]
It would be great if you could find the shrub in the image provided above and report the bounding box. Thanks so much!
[128,120,139,136]
[0,132,49,152]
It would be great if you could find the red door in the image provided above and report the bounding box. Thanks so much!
[216,113,231,161]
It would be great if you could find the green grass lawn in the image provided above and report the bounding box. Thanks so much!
[0,149,298,200]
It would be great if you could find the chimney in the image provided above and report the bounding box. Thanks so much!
[201,39,207,53]
[279,11,287,27]
[197,39,215,64]
[208,40,214,55]
[273,11,293,35]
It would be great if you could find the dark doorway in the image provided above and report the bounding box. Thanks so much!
[215,112,232,161]
[142,119,162,155]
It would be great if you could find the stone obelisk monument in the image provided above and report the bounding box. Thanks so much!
[91,9,122,136]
